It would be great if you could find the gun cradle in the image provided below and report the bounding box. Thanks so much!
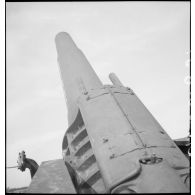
[62,85,189,193]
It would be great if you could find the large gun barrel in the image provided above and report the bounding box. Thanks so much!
[56,32,189,193]
[55,32,103,124]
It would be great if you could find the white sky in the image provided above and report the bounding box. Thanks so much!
[6,2,190,188]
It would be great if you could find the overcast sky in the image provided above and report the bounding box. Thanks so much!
[6,2,190,188]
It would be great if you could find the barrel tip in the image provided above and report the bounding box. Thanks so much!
[55,32,71,43]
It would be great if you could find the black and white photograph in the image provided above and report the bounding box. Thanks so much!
[5,1,190,193]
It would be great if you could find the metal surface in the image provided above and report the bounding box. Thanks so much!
[55,32,103,124]
[62,110,106,193]
[56,32,190,193]
[27,159,76,193]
